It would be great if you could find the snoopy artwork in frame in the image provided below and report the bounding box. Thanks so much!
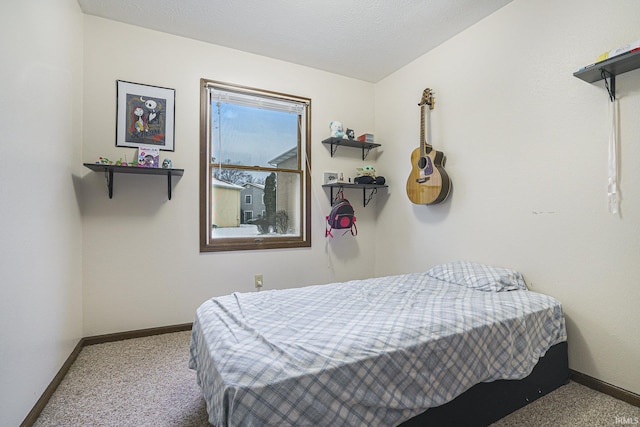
[116,80,176,151]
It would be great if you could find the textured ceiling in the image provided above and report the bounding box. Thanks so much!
[77,0,513,82]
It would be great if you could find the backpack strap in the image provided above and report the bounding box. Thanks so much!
[325,215,334,238]
[332,188,345,205]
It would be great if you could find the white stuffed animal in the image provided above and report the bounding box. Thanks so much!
[330,121,345,139]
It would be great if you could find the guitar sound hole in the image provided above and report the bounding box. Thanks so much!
[417,157,427,169]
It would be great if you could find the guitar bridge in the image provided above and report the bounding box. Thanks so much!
[416,177,430,183]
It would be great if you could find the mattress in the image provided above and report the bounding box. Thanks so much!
[189,266,566,426]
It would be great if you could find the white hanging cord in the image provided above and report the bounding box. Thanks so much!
[216,100,223,177]
[607,98,619,215]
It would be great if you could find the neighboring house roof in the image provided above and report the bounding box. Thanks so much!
[242,182,265,190]
[268,146,297,166]
[212,177,244,190]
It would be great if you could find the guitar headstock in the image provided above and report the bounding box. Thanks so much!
[418,88,435,110]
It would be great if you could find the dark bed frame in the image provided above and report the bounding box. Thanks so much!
[400,341,569,427]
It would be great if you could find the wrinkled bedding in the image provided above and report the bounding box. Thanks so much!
[189,270,566,426]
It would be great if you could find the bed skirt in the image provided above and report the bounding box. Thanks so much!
[399,341,569,426]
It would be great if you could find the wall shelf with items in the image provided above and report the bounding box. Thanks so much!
[322,183,387,207]
[83,163,184,200]
[322,137,381,160]
[574,49,640,100]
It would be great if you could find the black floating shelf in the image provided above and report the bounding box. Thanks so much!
[321,137,381,160]
[574,49,640,83]
[83,163,184,200]
[322,183,388,207]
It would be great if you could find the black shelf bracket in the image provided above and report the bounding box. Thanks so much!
[84,163,184,200]
[101,168,177,199]
[363,186,378,207]
[601,69,616,102]
[321,137,381,161]
[361,145,373,161]
[103,169,114,199]
[328,143,373,160]
[167,173,174,200]
[328,185,344,204]
[326,184,384,207]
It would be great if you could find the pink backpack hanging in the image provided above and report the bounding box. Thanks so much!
[326,191,357,237]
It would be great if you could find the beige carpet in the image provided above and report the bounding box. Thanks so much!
[34,331,639,426]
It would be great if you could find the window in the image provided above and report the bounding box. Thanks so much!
[200,79,311,252]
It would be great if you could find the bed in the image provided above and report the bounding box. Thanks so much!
[189,261,568,426]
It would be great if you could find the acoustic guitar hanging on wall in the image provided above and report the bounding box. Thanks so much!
[406,88,451,204]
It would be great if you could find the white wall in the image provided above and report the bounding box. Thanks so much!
[81,17,379,336]
[4,3,638,423]
[374,0,640,395]
[0,0,84,425]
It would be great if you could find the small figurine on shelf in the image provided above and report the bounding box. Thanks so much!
[354,165,376,184]
[356,165,376,178]
[98,157,113,165]
[162,158,173,169]
[330,121,345,139]
[346,128,355,140]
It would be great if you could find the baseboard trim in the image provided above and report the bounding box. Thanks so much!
[20,339,84,427]
[570,369,640,408]
[20,323,193,427]
[82,323,193,346]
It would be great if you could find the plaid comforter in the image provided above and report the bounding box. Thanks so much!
[189,271,566,426]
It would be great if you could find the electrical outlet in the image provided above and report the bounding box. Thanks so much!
[255,274,263,289]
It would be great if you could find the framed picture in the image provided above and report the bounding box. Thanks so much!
[116,80,175,151]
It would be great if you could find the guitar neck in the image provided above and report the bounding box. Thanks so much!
[419,88,434,157]
[420,104,426,157]
[421,104,433,155]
